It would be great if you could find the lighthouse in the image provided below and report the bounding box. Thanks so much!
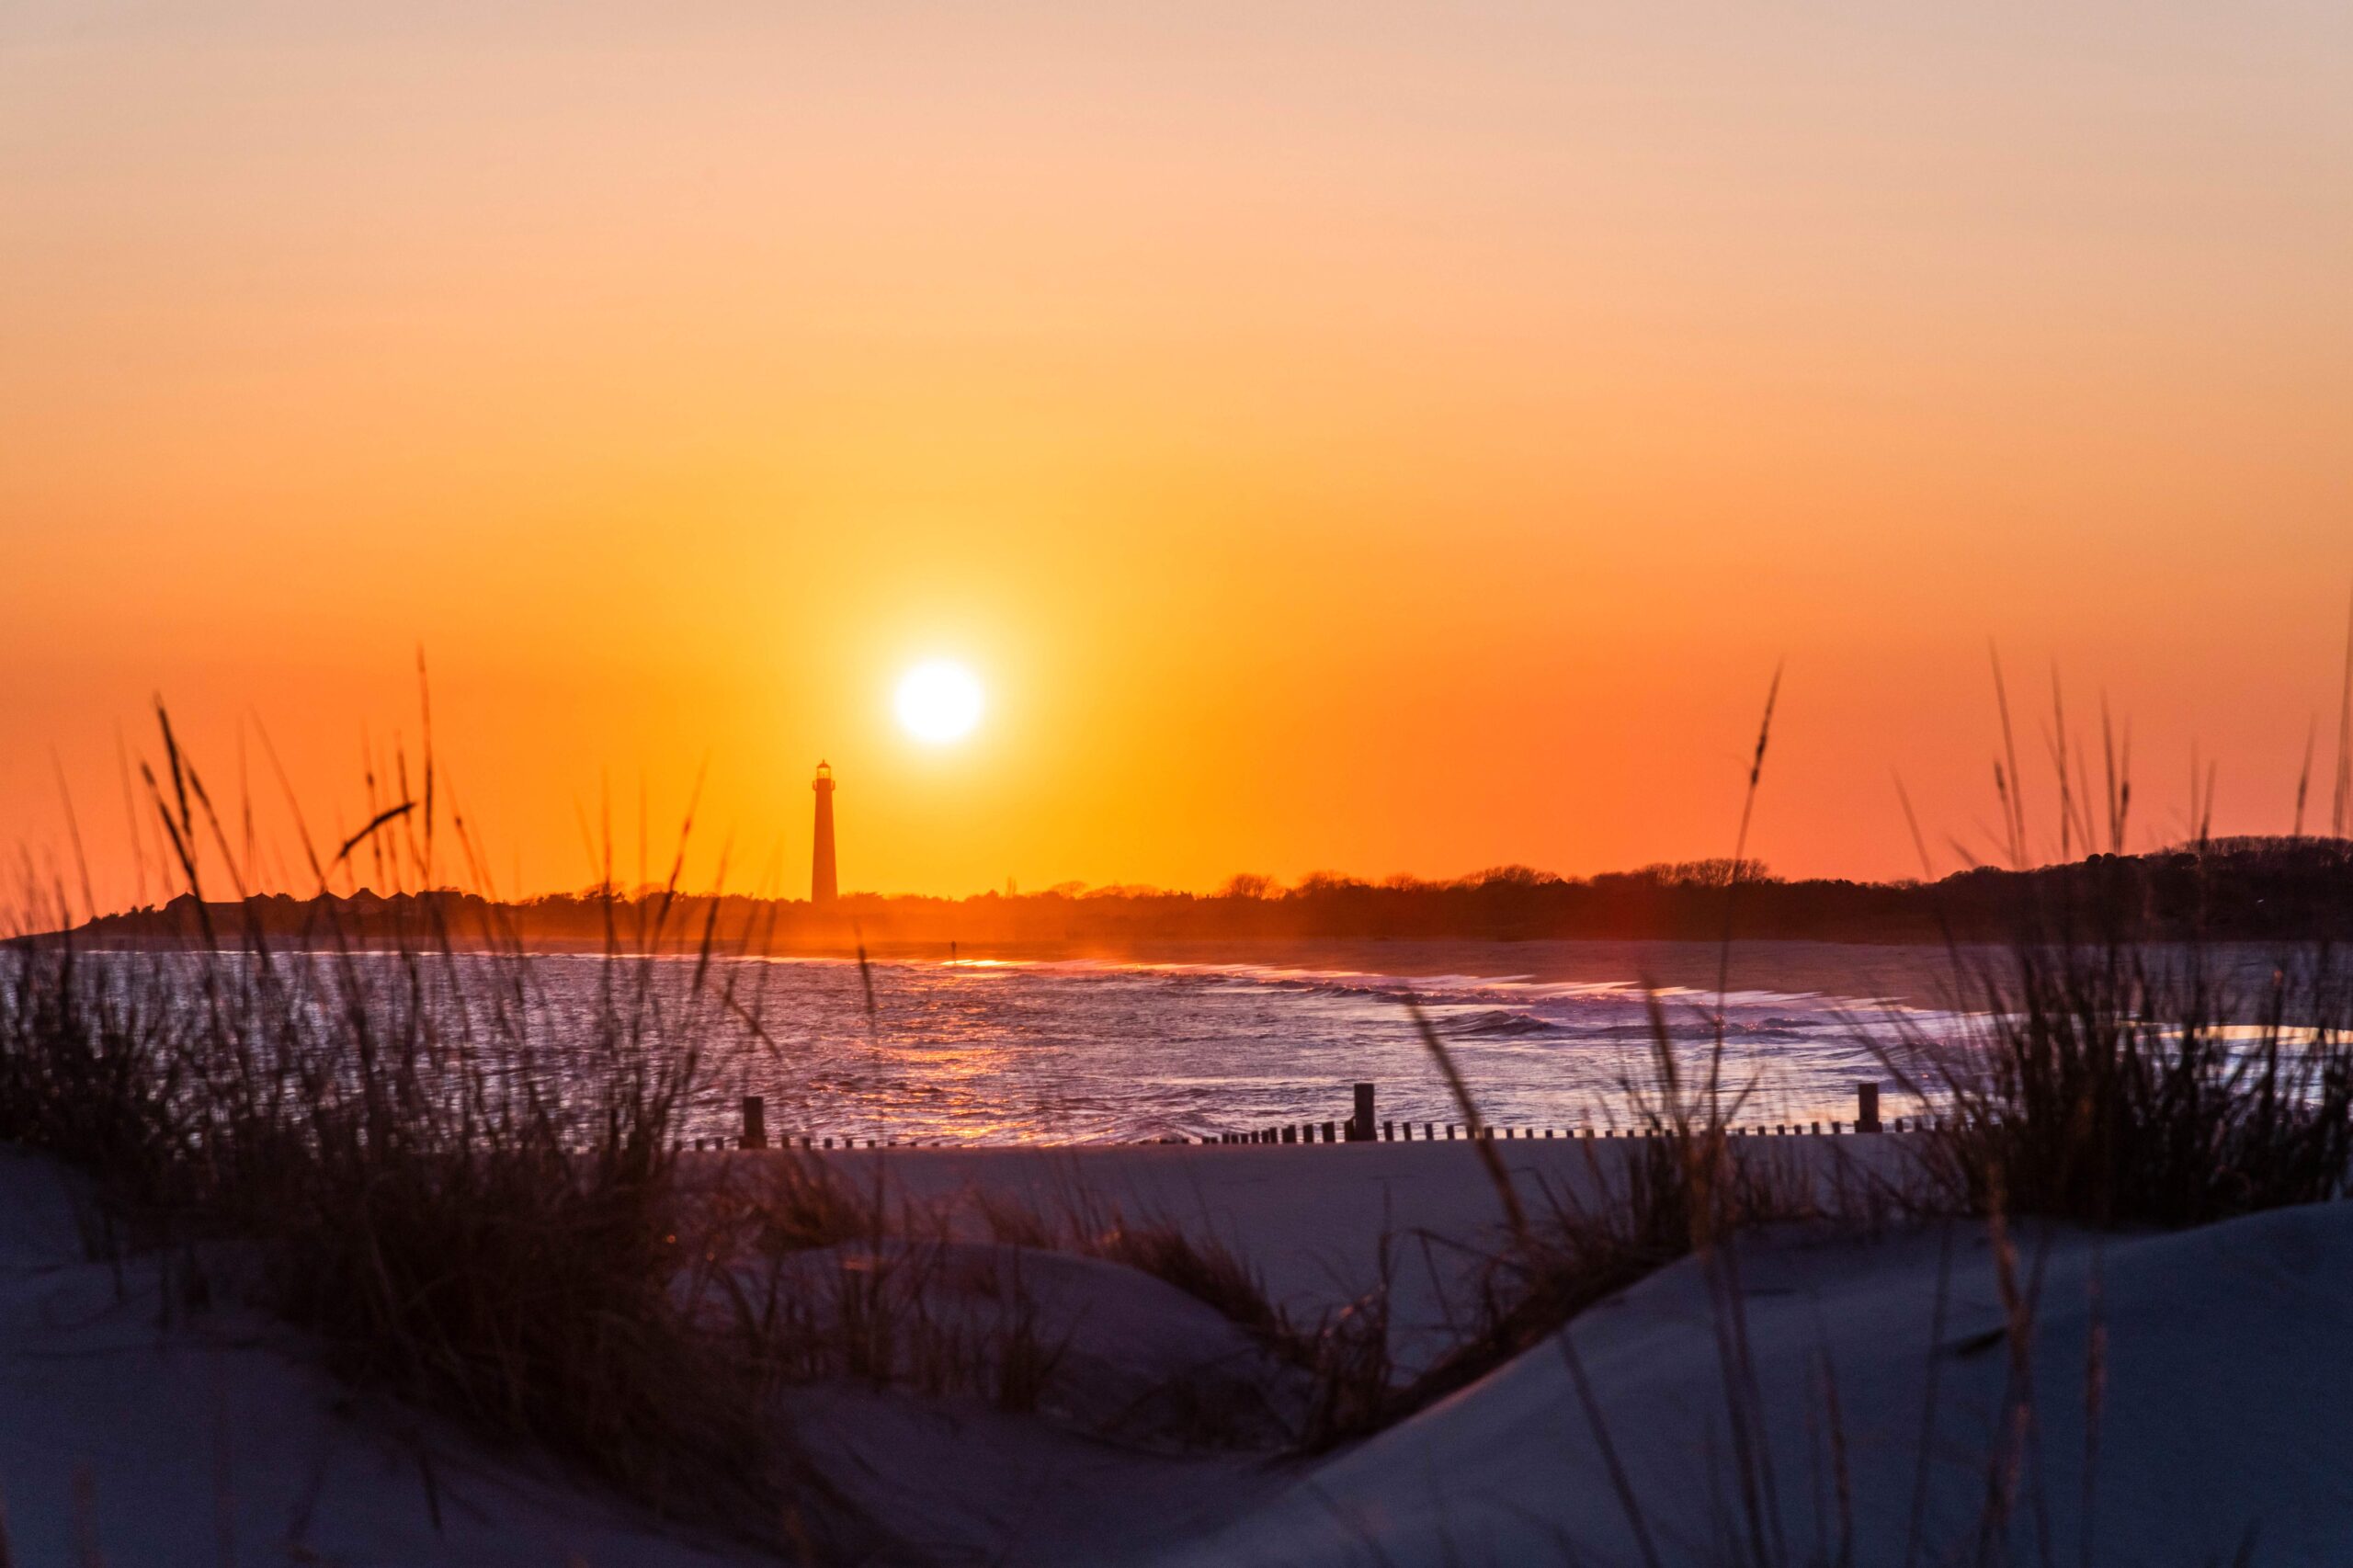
[811,761,839,904]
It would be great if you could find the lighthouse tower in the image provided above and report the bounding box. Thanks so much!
[811,761,839,904]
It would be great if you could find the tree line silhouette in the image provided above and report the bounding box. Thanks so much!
[60,837,2353,952]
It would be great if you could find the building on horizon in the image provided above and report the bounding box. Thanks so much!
[811,761,838,905]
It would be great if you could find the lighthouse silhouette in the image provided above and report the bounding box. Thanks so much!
[811,761,839,904]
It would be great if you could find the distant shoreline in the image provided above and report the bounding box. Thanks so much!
[45,930,2352,1020]
[46,837,2353,969]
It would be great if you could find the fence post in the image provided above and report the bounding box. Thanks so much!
[1349,1083,1375,1142]
[741,1096,767,1150]
[1856,1083,1882,1134]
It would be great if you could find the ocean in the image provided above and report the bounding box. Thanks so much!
[632,940,1978,1144]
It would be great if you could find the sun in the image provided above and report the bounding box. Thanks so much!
[894,659,984,744]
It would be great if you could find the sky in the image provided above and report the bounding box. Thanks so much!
[4,2,2350,910]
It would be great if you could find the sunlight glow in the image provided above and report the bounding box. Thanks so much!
[895,660,985,744]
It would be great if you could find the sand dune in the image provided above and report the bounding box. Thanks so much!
[4,1139,2347,1565]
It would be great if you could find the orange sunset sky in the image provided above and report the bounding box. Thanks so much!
[4,3,2350,910]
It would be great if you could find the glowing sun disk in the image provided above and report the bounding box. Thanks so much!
[895,660,984,744]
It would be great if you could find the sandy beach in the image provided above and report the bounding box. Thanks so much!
[6,1135,2350,1566]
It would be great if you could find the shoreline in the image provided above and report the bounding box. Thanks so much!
[40,932,2340,1018]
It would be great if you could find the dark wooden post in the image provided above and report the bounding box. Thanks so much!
[741,1096,767,1150]
[1349,1083,1375,1142]
[1856,1083,1882,1133]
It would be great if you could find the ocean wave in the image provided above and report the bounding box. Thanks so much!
[1443,1009,1563,1038]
